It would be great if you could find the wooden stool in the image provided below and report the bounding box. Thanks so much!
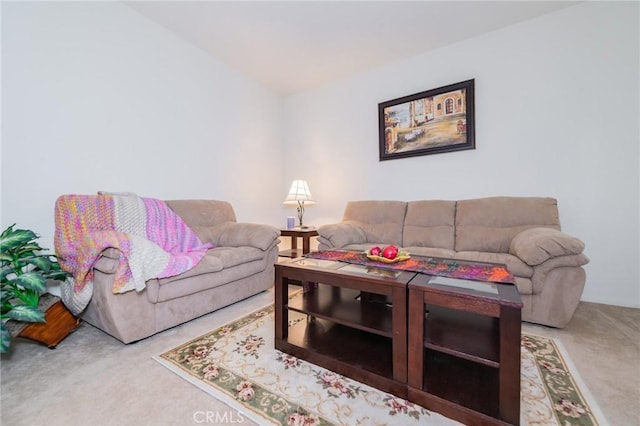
[14,296,80,349]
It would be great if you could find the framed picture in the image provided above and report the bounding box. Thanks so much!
[378,79,475,161]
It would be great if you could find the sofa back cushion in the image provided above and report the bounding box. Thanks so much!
[403,200,456,250]
[455,197,561,252]
[343,200,407,246]
[166,200,237,242]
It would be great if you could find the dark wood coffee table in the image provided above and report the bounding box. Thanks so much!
[274,257,415,398]
[407,272,523,425]
[275,254,522,425]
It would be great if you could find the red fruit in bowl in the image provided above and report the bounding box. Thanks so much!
[369,246,382,256]
[382,245,399,259]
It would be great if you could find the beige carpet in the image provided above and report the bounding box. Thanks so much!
[154,303,605,425]
[1,288,638,426]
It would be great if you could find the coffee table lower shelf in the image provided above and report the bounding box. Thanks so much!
[410,348,502,418]
[275,317,406,398]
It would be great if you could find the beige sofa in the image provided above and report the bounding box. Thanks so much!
[317,197,589,328]
[80,200,280,343]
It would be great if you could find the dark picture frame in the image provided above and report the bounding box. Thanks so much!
[378,79,475,161]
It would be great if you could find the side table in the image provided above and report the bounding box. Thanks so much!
[279,227,319,258]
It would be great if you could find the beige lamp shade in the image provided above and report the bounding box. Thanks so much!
[283,180,315,205]
[283,180,315,227]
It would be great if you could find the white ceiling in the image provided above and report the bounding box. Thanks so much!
[125,1,579,95]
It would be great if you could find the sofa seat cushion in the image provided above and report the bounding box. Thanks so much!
[147,247,266,303]
[208,246,266,269]
[149,259,267,303]
[453,251,533,279]
[453,252,533,295]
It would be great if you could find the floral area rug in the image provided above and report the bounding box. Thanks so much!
[154,304,604,426]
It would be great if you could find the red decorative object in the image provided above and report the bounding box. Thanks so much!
[381,245,399,259]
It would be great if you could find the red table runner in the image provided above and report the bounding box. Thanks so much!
[304,250,515,284]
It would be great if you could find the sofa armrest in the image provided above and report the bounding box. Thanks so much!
[317,221,367,249]
[216,222,280,251]
[91,248,121,274]
[510,227,586,266]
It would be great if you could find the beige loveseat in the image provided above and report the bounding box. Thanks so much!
[317,197,589,328]
[80,200,279,343]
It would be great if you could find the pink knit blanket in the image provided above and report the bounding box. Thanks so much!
[54,194,213,314]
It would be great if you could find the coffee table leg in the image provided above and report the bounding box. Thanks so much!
[499,304,521,425]
[392,286,407,383]
[275,268,288,340]
[408,288,425,390]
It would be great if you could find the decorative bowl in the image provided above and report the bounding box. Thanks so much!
[366,254,411,263]
[365,248,410,263]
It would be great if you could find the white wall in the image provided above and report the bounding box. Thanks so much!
[284,2,640,307]
[1,1,285,249]
[2,2,638,308]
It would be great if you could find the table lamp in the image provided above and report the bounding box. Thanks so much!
[283,179,315,228]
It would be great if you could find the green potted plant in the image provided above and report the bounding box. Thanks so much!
[1,224,70,353]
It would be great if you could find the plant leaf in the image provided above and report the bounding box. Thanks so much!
[12,272,46,292]
[16,243,42,251]
[28,256,53,272]
[0,224,16,238]
[0,324,10,353]
[1,287,16,303]
[45,270,71,281]
[7,305,45,323]
[0,229,38,252]
[16,289,40,307]
[0,266,13,282]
